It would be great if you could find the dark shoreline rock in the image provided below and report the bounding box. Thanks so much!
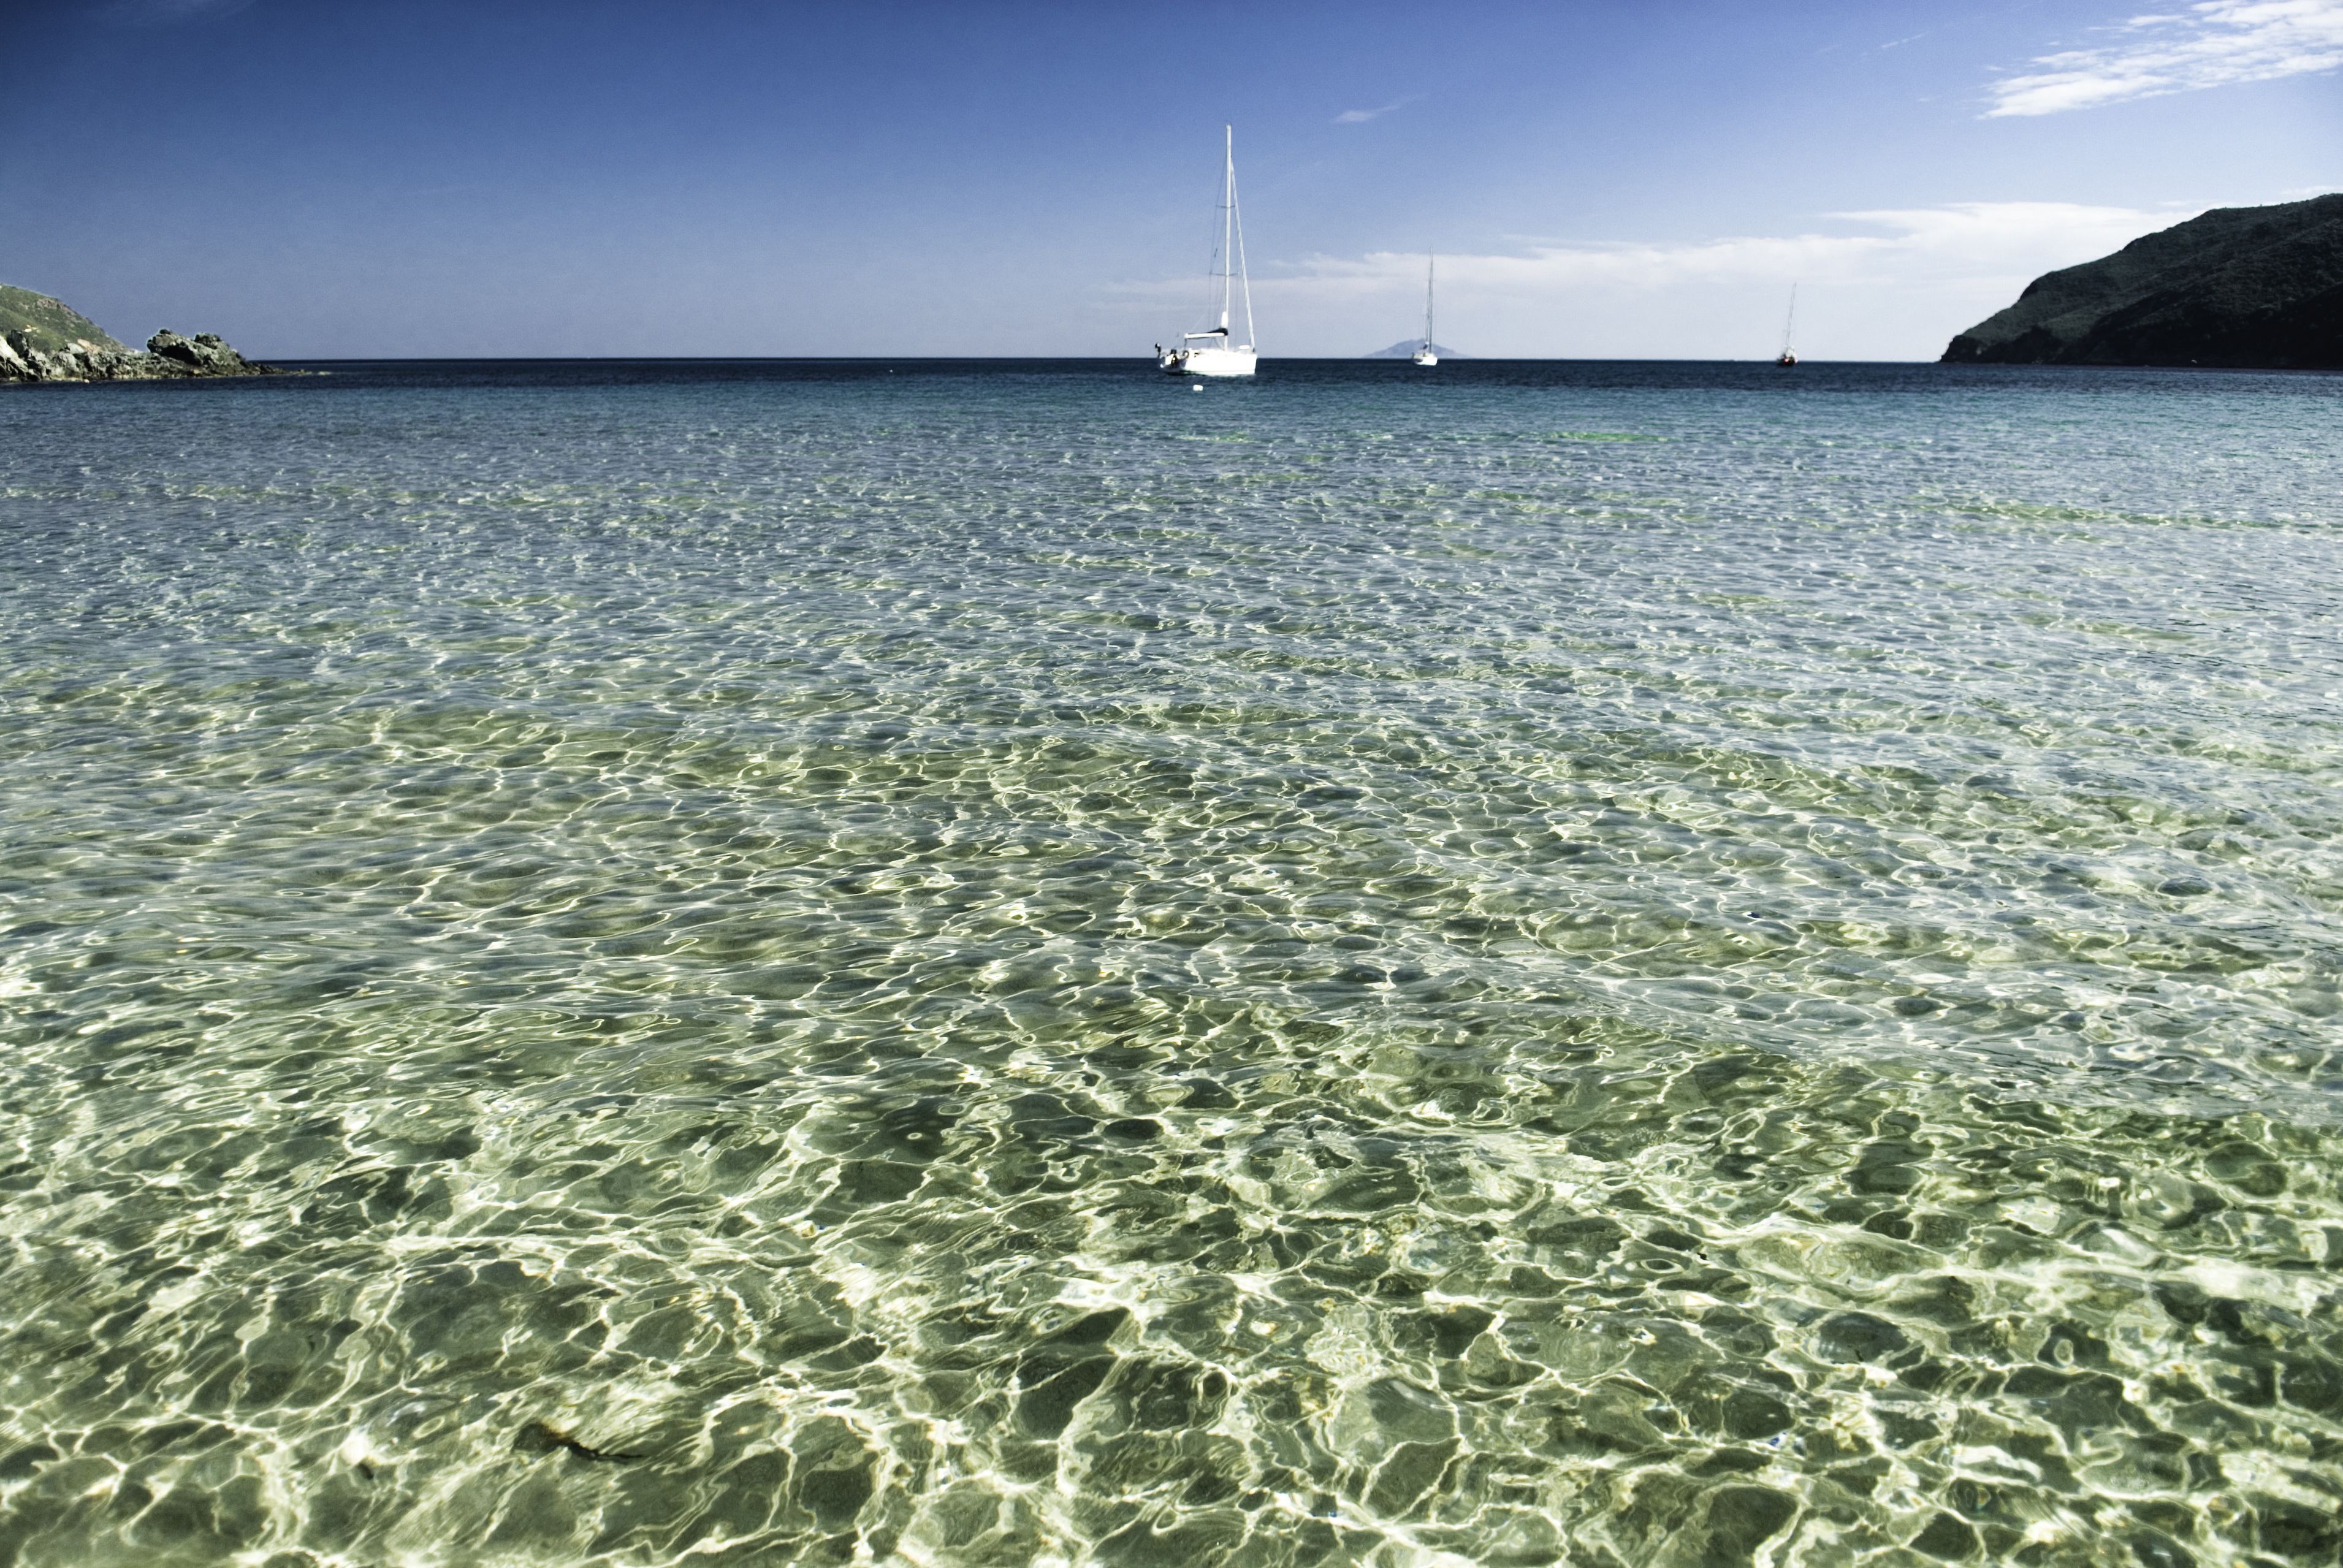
[2,282,300,384]
[1,326,295,385]
[1941,193,2343,370]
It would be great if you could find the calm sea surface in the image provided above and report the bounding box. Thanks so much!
[3,359,2341,1567]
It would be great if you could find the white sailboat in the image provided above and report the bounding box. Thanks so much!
[1158,126,1257,378]
[1412,255,1438,366]
[1775,283,1799,367]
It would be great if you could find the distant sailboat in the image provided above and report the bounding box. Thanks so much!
[1775,284,1799,367]
[1412,256,1438,366]
[1157,126,1257,378]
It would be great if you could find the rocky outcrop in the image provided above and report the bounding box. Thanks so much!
[1941,193,2343,369]
[0,327,289,385]
[0,283,292,385]
[146,329,286,376]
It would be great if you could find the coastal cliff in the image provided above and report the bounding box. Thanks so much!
[1941,194,2343,369]
[1,283,289,384]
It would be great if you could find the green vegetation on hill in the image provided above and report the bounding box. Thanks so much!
[0,284,126,356]
[1942,194,2343,368]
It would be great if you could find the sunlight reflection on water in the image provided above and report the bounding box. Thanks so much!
[1,360,2339,1567]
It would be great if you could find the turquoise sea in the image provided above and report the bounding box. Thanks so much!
[2,359,2341,1567]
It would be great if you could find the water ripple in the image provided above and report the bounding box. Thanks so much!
[1,361,2340,1567]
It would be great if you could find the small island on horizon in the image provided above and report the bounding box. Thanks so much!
[1365,339,1467,360]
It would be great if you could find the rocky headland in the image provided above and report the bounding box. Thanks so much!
[1941,193,2342,369]
[1,283,292,385]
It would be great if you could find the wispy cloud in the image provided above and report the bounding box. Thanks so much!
[1114,202,2194,357]
[1986,0,2343,116]
[1333,97,1415,124]
[97,0,256,22]
[1279,203,2185,296]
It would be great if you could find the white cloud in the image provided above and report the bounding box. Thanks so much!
[1333,98,1414,124]
[1118,202,2191,359]
[1986,0,2343,116]
[1286,203,2176,294]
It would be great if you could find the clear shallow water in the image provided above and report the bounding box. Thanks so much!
[1,358,2341,1567]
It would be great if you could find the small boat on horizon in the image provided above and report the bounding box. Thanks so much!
[1157,126,1257,379]
[1775,283,1799,367]
[1412,256,1438,367]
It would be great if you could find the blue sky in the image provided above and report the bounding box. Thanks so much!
[5,0,2336,359]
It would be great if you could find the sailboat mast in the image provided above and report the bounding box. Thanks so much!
[1781,284,1798,357]
[1221,126,1234,333]
[1164,124,1256,376]
[1425,254,1435,349]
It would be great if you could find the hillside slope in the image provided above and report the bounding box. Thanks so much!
[0,284,127,356]
[1941,194,2343,369]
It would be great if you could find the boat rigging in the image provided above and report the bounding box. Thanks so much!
[1413,256,1438,367]
[1157,127,1258,379]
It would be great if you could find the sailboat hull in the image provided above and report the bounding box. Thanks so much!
[1162,346,1257,378]
[1411,351,1438,366]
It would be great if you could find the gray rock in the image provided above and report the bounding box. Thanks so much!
[148,329,257,373]
[0,281,296,384]
[0,325,290,385]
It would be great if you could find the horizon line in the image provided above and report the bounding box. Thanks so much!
[259,354,1954,364]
